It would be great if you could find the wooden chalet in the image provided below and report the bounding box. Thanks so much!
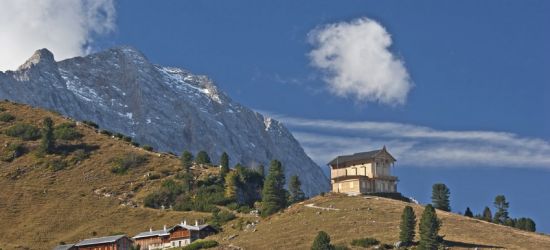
[133,220,216,250]
[60,235,134,250]
[328,146,398,195]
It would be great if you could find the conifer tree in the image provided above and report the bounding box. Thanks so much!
[418,204,441,250]
[181,150,193,171]
[311,231,333,250]
[493,195,509,224]
[288,175,306,204]
[261,160,286,217]
[195,150,211,164]
[220,152,229,178]
[431,183,451,211]
[464,207,473,218]
[224,171,239,202]
[399,205,417,245]
[257,164,265,178]
[525,218,536,232]
[40,117,55,154]
[482,206,492,222]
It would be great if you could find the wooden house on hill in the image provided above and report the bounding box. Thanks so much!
[328,146,398,195]
[133,220,216,249]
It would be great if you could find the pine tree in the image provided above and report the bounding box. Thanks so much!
[493,195,509,224]
[399,205,417,245]
[220,152,229,178]
[195,150,211,164]
[431,183,451,211]
[40,117,55,154]
[525,218,536,232]
[482,206,492,222]
[418,204,441,250]
[288,175,306,204]
[181,150,193,171]
[464,207,473,218]
[257,164,265,178]
[311,231,333,250]
[261,160,286,217]
[224,171,239,202]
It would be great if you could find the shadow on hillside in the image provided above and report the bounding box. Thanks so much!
[56,143,99,154]
[444,239,503,249]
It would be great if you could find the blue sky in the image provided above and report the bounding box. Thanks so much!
[2,0,549,233]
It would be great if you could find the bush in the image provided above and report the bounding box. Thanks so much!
[380,243,394,249]
[181,240,218,250]
[351,238,379,248]
[1,143,26,161]
[114,133,124,139]
[50,159,68,171]
[54,122,82,140]
[71,149,90,163]
[0,113,15,122]
[110,153,148,174]
[99,130,112,136]
[333,245,350,250]
[82,120,99,128]
[5,123,41,140]
[210,210,236,230]
[142,145,154,151]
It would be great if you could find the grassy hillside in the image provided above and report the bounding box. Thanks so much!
[2,101,550,250]
[210,194,550,249]
[0,101,211,249]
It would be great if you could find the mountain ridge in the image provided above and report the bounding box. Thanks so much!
[0,46,329,196]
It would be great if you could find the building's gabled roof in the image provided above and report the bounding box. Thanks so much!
[133,229,170,239]
[74,235,127,246]
[327,147,395,166]
[133,222,215,239]
[53,244,75,250]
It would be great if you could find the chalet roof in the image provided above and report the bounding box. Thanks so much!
[133,229,170,239]
[328,147,395,166]
[74,235,127,246]
[133,222,214,239]
[53,244,75,250]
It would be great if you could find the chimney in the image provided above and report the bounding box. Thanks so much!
[149,227,152,232]
[184,219,187,226]
[195,220,199,226]
[163,225,167,231]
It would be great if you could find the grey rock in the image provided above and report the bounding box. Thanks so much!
[0,46,329,196]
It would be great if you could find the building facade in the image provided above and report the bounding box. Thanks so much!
[72,235,133,250]
[133,220,216,250]
[328,146,398,195]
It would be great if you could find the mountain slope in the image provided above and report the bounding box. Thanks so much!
[0,46,329,196]
[211,194,550,249]
[0,101,209,249]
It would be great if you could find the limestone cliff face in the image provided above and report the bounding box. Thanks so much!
[0,46,329,195]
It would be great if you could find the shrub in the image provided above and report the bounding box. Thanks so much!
[351,238,379,248]
[122,135,132,142]
[1,143,26,162]
[181,240,218,250]
[333,245,350,250]
[82,120,99,128]
[380,243,394,249]
[99,130,113,136]
[71,149,90,163]
[209,210,236,230]
[50,159,68,171]
[142,145,154,151]
[54,122,82,140]
[0,113,15,122]
[110,153,148,174]
[114,133,124,139]
[311,231,333,250]
[5,123,41,140]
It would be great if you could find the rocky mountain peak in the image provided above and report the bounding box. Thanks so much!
[0,47,330,196]
[17,48,56,70]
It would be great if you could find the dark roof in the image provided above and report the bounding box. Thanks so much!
[327,147,395,166]
[53,244,75,250]
[74,235,127,246]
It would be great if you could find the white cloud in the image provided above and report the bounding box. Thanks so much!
[0,0,116,71]
[308,17,413,105]
[266,113,550,169]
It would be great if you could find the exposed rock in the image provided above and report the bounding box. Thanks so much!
[0,46,329,196]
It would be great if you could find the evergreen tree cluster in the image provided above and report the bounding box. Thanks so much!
[470,195,536,232]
